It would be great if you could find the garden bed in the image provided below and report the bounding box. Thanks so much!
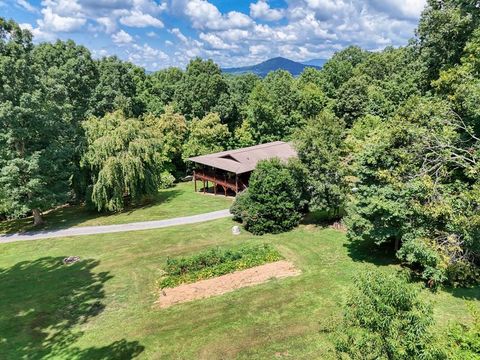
[156,260,300,308]
[159,243,283,288]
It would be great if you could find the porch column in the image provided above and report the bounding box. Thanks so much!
[193,170,197,192]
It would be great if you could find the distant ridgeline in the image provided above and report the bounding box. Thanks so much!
[222,57,327,77]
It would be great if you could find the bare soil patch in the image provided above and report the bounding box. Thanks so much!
[155,260,300,308]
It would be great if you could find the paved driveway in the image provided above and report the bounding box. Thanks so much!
[0,209,232,244]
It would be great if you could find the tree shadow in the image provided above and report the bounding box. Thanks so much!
[343,238,398,267]
[301,210,342,227]
[0,257,144,359]
[0,188,183,235]
[442,286,480,301]
[125,188,182,215]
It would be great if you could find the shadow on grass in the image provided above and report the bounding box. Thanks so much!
[343,238,398,267]
[443,286,480,301]
[0,257,144,359]
[0,189,183,235]
[302,210,339,227]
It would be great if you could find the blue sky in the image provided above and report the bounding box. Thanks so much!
[3,0,426,70]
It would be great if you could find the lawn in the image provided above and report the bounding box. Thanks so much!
[0,218,478,359]
[0,181,232,235]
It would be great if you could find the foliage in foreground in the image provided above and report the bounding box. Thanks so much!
[159,243,282,288]
[335,270,445,360]
[447,305,480,360]
[231,158,308,235]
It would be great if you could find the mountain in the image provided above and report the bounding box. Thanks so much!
[302,58,328,67]
[223,57,324,77]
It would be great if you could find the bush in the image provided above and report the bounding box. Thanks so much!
[447,305,480,359]
[159,243,282,288]
[230,190,250,222]
[159,171,175,189]
[335,270,446,359]
[230,158,307,235]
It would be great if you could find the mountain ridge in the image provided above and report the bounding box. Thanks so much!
[223,57,326,77]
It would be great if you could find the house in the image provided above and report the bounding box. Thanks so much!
[188,141,297,196]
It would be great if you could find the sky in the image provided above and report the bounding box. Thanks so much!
[3,0,427,71]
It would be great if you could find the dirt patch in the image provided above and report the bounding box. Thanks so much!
[155,260,300,308]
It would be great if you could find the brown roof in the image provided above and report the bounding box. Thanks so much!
[188,141,297,174]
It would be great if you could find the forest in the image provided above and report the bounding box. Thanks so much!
[0,0,479,290]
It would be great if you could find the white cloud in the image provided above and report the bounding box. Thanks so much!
[96,17,117,33]
[16,0,37,13]
[184,0,253,30]
[120,11,164,28]
[38,6,86,32]
[199,32,238,50]
[112,29,133,44]
[250,0,284,21]
[170,28,189,44]
[369,0,427,20]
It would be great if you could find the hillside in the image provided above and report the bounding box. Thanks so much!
[223,57,324,77]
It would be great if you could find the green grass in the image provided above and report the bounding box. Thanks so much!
[0,219,478,359]
[0,181,232,235]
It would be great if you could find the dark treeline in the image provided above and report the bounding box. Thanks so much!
[1,0,479,286]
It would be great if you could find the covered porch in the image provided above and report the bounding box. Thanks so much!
[193,167,248,196]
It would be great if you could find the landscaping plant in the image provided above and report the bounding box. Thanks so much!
[159,243,282,288]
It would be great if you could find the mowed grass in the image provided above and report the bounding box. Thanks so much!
[0,219,478,359]
[0,181,232,235]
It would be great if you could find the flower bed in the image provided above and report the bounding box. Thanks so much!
[159,243,283,288]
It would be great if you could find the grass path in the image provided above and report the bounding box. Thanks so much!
[0,218,477,359]
[0,182,232,235]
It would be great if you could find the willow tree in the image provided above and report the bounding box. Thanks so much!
[81,111,166,212]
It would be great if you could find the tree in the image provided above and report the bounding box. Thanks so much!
[182,112,230,160]
[296,82,327,119]
[33,40,98,202]
[173,58,228,120]
[144,106,187,178]
[335,270,445,359]
[142,67,183,115]
[89,56,142,117]
[81,111,166,212]
[220,73,260,132]
[294,111,347,215]
[345,97,480,286]
[247,70,302,143]
[417,0,480,84]
[320,46,369,96]
[433,27,480,136]
[0,19,75,225]
[334,75,370,126]
[230,158,307,235]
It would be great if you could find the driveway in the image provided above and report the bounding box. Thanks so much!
[0,209,232,244]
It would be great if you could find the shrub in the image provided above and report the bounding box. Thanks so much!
[230,158,307,235]
[335,270,446,359]
[159,171,175,189]
[447,305,480,359]
[230,190,251,222]
[159,243,282,288]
